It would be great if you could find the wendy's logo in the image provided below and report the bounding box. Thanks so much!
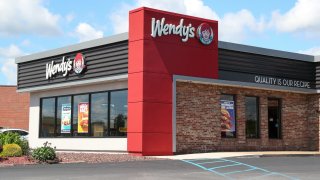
[73,53,86,74]
[196,23,214,45]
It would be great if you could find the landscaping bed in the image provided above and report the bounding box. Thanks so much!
[57,152,160,163]
[0,133,162,167]
[0,152,161,166]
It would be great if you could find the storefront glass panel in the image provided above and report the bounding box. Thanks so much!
[73,94,89,136]
[91,92,108,137]
[245,96,259,138]
[40,98,55,137]
[56,96,72,136]
[39,89,127,138]
[110,90,128,136]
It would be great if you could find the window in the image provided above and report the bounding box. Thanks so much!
[40,98,55,137]
[268,98,281,139]
[220,94,236,138]
[73,94,89,136]
[245,97,259,138]
[110,90,128,136]
[39,89,127,138]
[57,96,71,136]
[91,92,108,137]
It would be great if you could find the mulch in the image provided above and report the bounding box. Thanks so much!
[57,152,161,163]
[0,152,162,166]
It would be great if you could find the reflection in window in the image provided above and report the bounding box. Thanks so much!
[110,90,128,136]
[245,97,259,138]
[73,94,89,136]
[39,89,127,138]
[56,96,71,136]
[91,92,108,137]
[40,98,55,137]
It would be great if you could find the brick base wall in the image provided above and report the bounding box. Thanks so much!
[0,86,29,130]
[176,82,319,153]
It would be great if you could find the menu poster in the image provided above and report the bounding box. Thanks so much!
[78,102,89,133]
[61,104,71,133]
[220,100,236,132]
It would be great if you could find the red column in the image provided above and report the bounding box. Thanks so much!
[128,7,218,155]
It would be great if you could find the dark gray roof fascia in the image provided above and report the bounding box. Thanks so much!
[15,32,128,64]
[218,41,314,62]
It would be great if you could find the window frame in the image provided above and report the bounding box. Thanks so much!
[220,94,237,138]
[245,96,260,139]
[39,88,128,138]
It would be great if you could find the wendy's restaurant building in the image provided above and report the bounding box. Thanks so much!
[15,7,320,156]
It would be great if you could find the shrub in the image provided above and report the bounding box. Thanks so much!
[0,141,2,153]
[1,144,22,157]
[19,139,29,155]
[0,132,29,155]
[31,142,56,162]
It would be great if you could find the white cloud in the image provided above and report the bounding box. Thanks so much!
[0,45,23,58]
[183,0,219,20]
[270,0,320,37]
[21,39,31,47]
[1,59,17,85]
[0,0,60,36]
[298,47,320,55]
[74,23,104,42]
[66,13,75,23]
[0,45,24,85]
[109,0,265,43]
[110,0,218,34]
[220,10,266,42]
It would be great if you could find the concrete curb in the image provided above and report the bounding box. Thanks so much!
[152,151,320,160]
[0,164,14,167]
[258,154,320,158]
[59,161,86,164]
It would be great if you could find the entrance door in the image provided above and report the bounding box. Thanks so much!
[268,99,281,139]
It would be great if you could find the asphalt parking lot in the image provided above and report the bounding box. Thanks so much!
[0,156,319,180]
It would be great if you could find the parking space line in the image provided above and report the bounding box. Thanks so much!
[222,167,257,175]
[181,158,299,180]
[221,159,270,172]
[208,163,241,170]
[249,172,299,180]
[185,158,223,162]
[180,159,210,170]
[197,160,226,165]
[180,159,232,179]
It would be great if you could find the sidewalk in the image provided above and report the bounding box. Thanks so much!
[153,151,320,160]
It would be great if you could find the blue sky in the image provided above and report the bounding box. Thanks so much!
[0,0,320,85]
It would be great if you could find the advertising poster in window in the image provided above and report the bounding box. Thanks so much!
[61,104,71,133]
[220,100,236,133]
[78,102,89,133]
